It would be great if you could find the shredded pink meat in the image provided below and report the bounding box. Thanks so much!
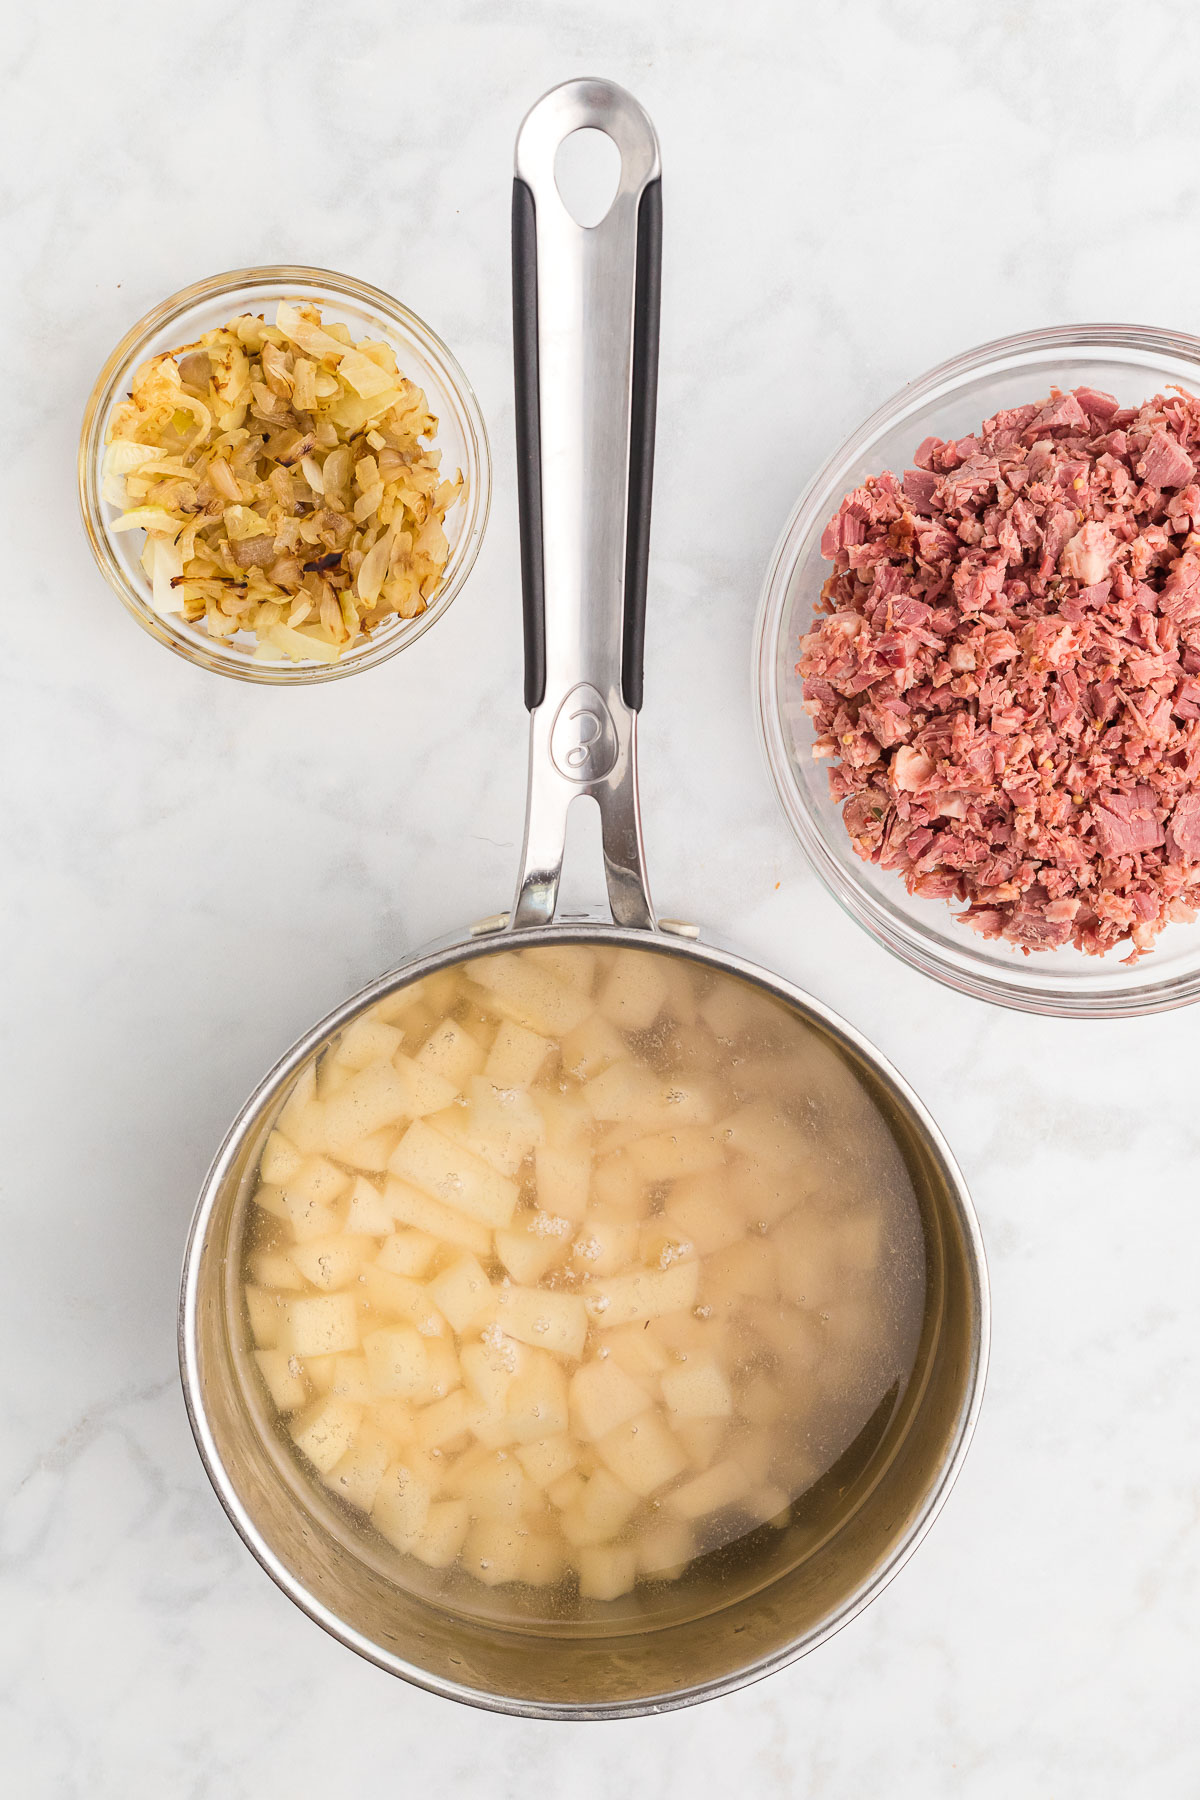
[799,387,1200,959]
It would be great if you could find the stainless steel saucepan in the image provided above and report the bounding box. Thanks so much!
[179,77,990,1718]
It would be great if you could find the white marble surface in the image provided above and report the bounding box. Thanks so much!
[3,1,1200,1792]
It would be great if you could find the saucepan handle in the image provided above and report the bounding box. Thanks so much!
[509,79,662,931]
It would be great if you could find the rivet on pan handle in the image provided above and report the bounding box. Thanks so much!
[509,78,662,931]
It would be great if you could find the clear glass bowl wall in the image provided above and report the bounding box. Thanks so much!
[755,324,1200,1018]
[79,266,491,684]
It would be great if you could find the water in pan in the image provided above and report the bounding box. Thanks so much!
[239,943,928,1628]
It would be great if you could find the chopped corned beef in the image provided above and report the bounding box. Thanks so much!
[799,386,1200,959]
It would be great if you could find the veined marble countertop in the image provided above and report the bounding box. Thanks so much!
[3,2,1199,1793]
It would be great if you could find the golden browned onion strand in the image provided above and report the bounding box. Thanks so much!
[103,301,462,662]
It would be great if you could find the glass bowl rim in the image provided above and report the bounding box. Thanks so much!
[753,320,1200,1019]
[78,263,492,685]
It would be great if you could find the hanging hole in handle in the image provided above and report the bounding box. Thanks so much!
[554,127,623,229]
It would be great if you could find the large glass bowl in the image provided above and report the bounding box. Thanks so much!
[79,266,491,684]
[754,324,1200,1018]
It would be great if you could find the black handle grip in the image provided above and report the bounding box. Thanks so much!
[512,176,546,711]
[622,177,661,713]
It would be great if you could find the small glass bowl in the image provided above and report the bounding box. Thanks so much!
[754,323,1200,1018]
[79,266,491,683]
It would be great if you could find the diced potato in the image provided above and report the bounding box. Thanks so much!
[417,1019,486,1087]
[652,1311,727,1360]
[330,1354,373,1402]
[570,1358,651,1442]
[664,1459,751,1520]
[304,1353,337,1395]
[322,1060,414,1155]
[727,1157,803,1230]
[371,1460,433,1550]
[382,1176,492,1257]
[494,1217,571,1285]
[276,1065,323,1153]
[664,1176,745,1255]
[273,1188,344,1245]
[290,1233,373,1291]
[604,1323,671,1380]
[409,1499,471,1568]
[597,1412,687,1496]
[673,1417,727,1471]
[546,1469,586,1512]
[284,1292,359,1357]
[597,949,669,1031]
[697,981,757,1040]
[636,1517,695,1579]
[465,1077,546,1173]
[490,1285,588,1359]
[719,1102,810,1173]
[484,1020,552,1089]
[520,1532,568,1587]
[702,1237,778,1309]
[414,1335,462,1404]
[590,1154,646,1212]
[738,1372,785,1426]
[366,1398,417,1450]
[334,1017,404,1071]
[560,1468,639,1545]
[362,1324,430,1397]
[392,1052,463,1120]
[448,1451,525,1519]
[389,1121,519,1231]
[360,1265,447,1337]
[560,1013,627,1082]
[289,1156,350,1208]
[461,1518,524,1586]
[475,1354,569,1447]
[254,1347,308,1412]
[248,1247,306,1292]
[585,1260,699,1328]
[290,1396,363,1474]
[627,1125,725,1182]
[581,1061,658,1123]
[461,1334,525,1410]
[467,951,593,1036]
[339,1128,401,1174]
[414,1388,484,1452]
[375,1227,440,1277]
[576,1543,637,1601]
[583,1063,718,1131]
[661,1357,734,1420]
[515,1435,579,1490]
[660,958,699,1027]
[638,1224,700,1272]
[742,1298,823,1368]
[571,1206,640,1277]
[533,1146,591,1223]
[538,944,597,992]
[746,1484,792,1527]
[316,1059,352,1100]
[730,1424,775,1484]
[344,1175,395,1236]
[323,1425,393,1510]
[260,1130,304,1187]
[427,1253,493,1333]
[537,1092,592,1150]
